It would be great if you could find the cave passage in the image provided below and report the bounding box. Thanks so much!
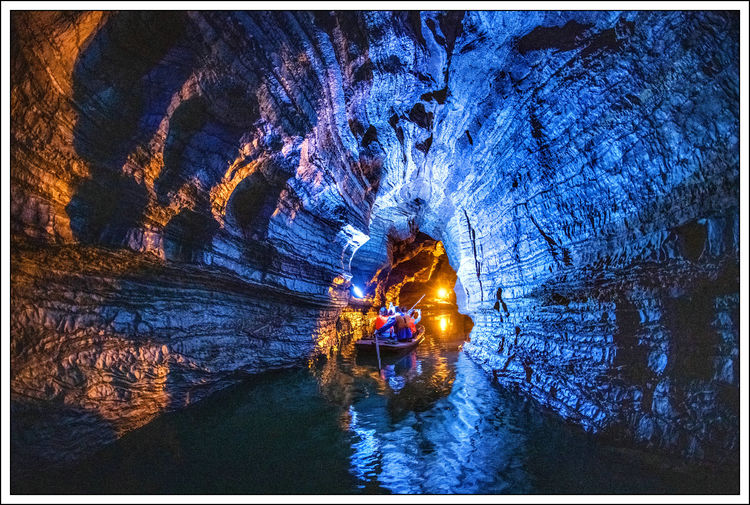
[9,9,741,497]
[351,230,472,318]
[12,233,737,494]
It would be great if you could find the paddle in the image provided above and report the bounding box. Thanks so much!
[407,294,425,314]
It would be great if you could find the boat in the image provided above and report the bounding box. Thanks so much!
[354,325,425,353]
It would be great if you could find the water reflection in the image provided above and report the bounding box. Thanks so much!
[17,310,738,494]
[313,309,521,493]
[344,351,533,493]
[313,310,736,494]
[312,310,468,419]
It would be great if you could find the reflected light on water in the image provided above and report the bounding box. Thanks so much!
[22,308,733,495]
[313,309,531,492]
[344,351,530,493]
[336,310,479,492]
[347,405,382,487]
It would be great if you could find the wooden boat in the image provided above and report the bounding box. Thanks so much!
[355,325,425,353]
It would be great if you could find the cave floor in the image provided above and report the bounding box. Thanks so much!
[12,310,737,495]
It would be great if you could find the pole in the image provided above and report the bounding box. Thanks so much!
[402,294,425,344]
[374,330,382,370]
[407,294,426,313]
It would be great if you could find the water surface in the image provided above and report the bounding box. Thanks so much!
[15,311,737,494]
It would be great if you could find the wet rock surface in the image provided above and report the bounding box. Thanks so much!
[360,232,456,308]
[11,10,739,469]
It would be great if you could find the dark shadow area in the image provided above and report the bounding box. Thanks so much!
[163,202,220,263]
[72,12,189,168]
[68,12,194,246]
[10,368,358,494]
[674,220,707,263]
[226,172,286,242]
[10,399,118,491]
[153,90,261,205]
[67,11,270,247]
[155,96,210,203]
[612,296,652,384]
[663,290,721,383]
[515,20,592,54]
[66,171,150,246]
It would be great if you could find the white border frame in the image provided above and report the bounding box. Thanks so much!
[1,2,748,504]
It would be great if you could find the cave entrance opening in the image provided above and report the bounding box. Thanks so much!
[351,230,473,337]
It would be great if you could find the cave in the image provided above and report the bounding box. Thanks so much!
[7,8,744,496]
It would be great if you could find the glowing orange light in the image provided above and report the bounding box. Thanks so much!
[437,287,448,298]
[440,317,448,331]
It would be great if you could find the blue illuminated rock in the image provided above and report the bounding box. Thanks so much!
[10,10,739,468]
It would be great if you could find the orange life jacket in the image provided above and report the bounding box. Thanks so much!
[374,315,388,330]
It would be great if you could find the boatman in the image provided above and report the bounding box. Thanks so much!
[408,309,422,333]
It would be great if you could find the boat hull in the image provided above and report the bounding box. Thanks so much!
[354,326,425,353]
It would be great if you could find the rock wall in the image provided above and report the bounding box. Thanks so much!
[445,12,740,465]
[11,10,739,467]
[359,231,454,308]
[11,10,379,465]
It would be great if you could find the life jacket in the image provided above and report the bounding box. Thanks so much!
[374,315,388,330]
[408,317,416,332]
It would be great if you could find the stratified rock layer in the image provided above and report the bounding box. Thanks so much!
[11,10,739,467]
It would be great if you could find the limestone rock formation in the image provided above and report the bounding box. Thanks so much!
[359,232,455,308]
[11,10,739,468]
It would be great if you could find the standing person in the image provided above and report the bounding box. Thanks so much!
[407,309,422,333]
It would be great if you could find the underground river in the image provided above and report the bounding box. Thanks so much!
[13,310,737,495]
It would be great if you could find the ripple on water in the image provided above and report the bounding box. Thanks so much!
[17,312,739,494]
[339,340,536,494]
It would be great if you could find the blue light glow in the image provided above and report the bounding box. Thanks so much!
[352,285,364,298]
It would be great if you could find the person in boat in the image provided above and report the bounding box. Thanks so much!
[398,307,418,341]
[372,306,393,340]
[375,305,409,341]
[391,306,412,342]
[374,307,389,333]
[386,302,398,338]
[408,308,422,333]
